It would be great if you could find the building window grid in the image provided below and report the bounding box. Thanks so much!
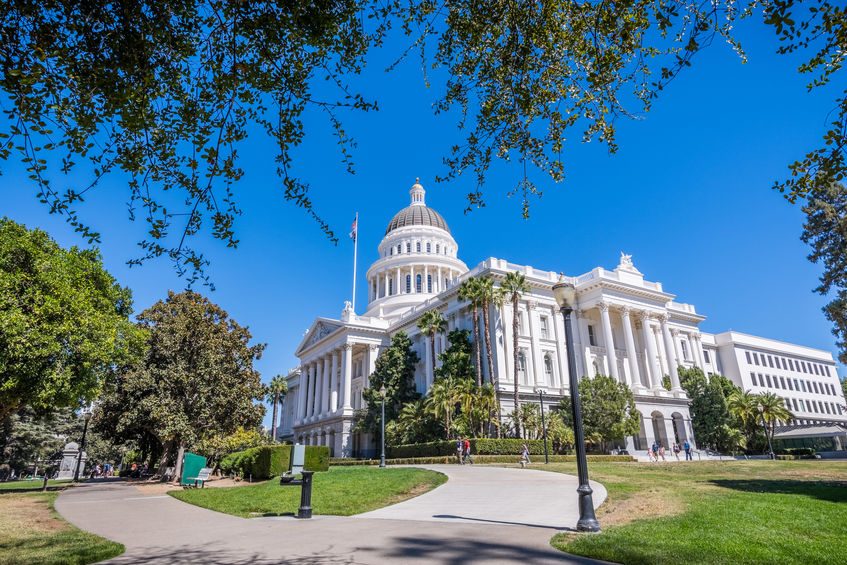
[745,351,752,364]
[779,376,786,389]
[768,355,774,368]
[752,352,759,365]
[540,317,549,339]
[751,373,758,386]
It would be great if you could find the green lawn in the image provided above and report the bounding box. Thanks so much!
[0,479,72,492]
[171,466,447,517]
[548,460,847,565]
[0,491,124,565]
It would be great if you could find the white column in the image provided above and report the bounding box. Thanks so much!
[640,313,661,389]
[321,355,331,414]
[671,328,684,365]
[306,363,316,418]
[367,344,378,388]
[661,316,681,390]
[552,306,568,389]
[691,334,705,372]
[621,307,640,389]
[598,302,620,381]
[342,343,353,410]
[315,358,325,417]
[424,265,428,293]
[396,267,401,294]
[437,266,442,293]
[528,302,544,386]
[577,310,593,377]
[382,271,387,298]
[330,350,339,412]
[654,325,668,377]
[296,367,308,422]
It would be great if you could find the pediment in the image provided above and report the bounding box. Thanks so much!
[295,318,343,356]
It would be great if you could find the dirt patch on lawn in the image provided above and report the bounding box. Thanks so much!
[0,494,69,535]
[386,481,441,505]
[595,487,686,527]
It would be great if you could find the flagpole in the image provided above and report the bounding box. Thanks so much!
[352,212,358,313]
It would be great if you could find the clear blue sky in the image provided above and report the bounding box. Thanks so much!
[3,16,844,425]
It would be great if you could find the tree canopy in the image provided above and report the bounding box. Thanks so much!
[0,218,143,421]
[2,1,842,281]
[94,291,266,473]
[678,367,741,452]
[560,375,640,445]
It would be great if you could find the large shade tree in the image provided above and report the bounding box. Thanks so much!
[560,375,640,449]
[3,2,842,281]
[96,291,266,480]
[0,218,143,422]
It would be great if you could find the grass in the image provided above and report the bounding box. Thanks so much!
[0,491,124,565]
[546,460,847,565]
[0,479,73,492]
[170,466,447,517]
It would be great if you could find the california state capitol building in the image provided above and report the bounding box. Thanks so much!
[279,180,847,458]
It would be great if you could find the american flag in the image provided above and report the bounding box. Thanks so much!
[349,217,357,241]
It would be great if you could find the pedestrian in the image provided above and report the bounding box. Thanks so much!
[672,442,681,461]
[463,438,474,465]
[521,443,531,465]
[456,437,464,465]
[684,440,692,461]
[651,441,659,462]
[658,444,666,461]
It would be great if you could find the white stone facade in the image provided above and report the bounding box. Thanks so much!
[278,181,847,457]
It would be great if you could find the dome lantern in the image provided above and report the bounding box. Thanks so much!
[410,178,425,206]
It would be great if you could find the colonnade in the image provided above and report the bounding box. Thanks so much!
[369,265,458,301]
[581,302,708,391]
[295,341,379,424]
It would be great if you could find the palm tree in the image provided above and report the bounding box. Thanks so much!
[455,378,478,435]
[727,389,758,429]
[458,277,484,387]
[500,271,531,438]
[477,383,498,438]
[477,276,504,436]
[266,374,288,442]
[427,378,457,439]
[758,391,794,445]
[417,309,447,388]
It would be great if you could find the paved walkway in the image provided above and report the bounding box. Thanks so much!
[55,465,610,565]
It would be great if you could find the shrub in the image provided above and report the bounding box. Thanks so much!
[386,438,550,458]
[377,454,635,465]
[304,446,330,471]
[250,445,291,480]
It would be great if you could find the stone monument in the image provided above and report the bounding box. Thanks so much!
[57,442,86,480]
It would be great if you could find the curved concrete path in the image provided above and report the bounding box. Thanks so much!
[55,465,609,565]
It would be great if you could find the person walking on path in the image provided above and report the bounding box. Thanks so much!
[463,438,474,465]
[651,441,659,462]
[521,443,531,466]
[658,444,666,462]
[672,443,681,461]
[684,441,692,461]
[456,437,464,464]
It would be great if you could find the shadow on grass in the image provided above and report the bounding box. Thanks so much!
[710,479,847,503]
[0,486,69,494]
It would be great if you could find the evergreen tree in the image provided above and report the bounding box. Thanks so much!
[678,367,738,452]
[357,332,420,438]
[559,375,639,448]
[434,329,476,382]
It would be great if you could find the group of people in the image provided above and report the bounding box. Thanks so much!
[455,437,474,465]
[647,441,693,462]
[89,462,112,478]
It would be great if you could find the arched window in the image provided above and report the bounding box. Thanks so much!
[518,352,527,384]
[544,354,554,385]
[390,247,394,256]
[389,279,393,295]
[426,242,431,253]
[416,274,422,293]
[416,241,421,253]
[427,274,432,293]
[406,242,411,253]
[398,244,402,254]
[436,244,440,254]
[406,275,411,293]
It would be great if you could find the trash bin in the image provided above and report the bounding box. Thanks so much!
[180,453,207,486]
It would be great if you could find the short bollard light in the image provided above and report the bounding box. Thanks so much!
[298,471,315,519]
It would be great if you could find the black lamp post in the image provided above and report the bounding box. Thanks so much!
[379,385,387,468]
[757,402,775,460]
[73,408,92,482]
[537,388,549,464]
[553,275,601,533]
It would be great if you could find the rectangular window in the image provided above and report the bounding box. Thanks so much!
[801,380,807,392]
[798,399,805,411]
[681,340,688,360]
[745,351,752,364]
[825,403,832,414]
[751,373,758,386]
[415,274,422,293]
[427,275,432,293]
[779,376,786,389]
[787,378,794,391]
[704,350,711,363]
[406,275,411,293]
[766,374,772,388]
[788,359,794,371]
[794,378,800,390]
[540,316,549,339]
[426,242,431,253]
[813,381,819,394]
[416,242,421,253]
[768,355,774,368]
[825,366,831,377]
[588,325,597,346]
[791,398,798,411]
[436,244,440,254]
[406,243,411,253]
[752,352,759,365]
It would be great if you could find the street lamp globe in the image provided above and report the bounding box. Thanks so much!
[757,402,764,414]
[552,276,577,310]
[379,385,386,398]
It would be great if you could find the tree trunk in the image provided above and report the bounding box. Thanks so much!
[512,295,521,439]
[482,298,501,438]
[430,332,436,385]
[173,443,186,483]
[271,392,279,442]
[472,305,482,387]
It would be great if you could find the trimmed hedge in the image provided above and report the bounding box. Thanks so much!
[386,439,553,459]
[331,454,635,465]
[219,445,328,478]
[775,447,815,457]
